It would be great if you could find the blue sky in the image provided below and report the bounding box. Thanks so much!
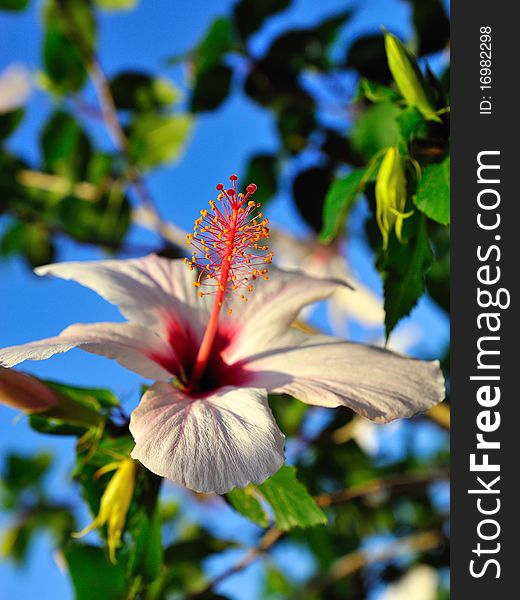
[0,1,449,598]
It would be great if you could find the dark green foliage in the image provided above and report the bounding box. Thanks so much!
[346,35,392,83]
[190,64,233,112]
[293,166,333,232]
[233,0,292,40]
[243,153,278,204]
[382,214,433,337]
[0,0,30,10]
[65,543,128,600]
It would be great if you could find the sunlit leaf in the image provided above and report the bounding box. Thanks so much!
[129,113,193,169]
[94,0,139,10]
[227,487,269,527]
[415,156,450,225]
[257,466,327,531]
[228,466,326,531]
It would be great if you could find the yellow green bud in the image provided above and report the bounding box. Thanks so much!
[375,147,413,250]
[384,32,441,122]
[73,458,136,564]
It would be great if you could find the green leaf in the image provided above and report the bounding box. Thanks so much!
[0,108,24,141]
[396,106,426,142]
[40,111,92,180]
[227,487,269,528]
[243,154,278,204]
[59,192,131,247]
[128,508,163,581]
[41,1,96,94]
[94,0,138,10]
[129,114,193,170]
[415,156,450,225]
[1,221,55,267]
[320,168,366,243]
[110,72,178,111]
[256,466,327,531]
[28,415,89,436]
[2,451,52,493]
[0,0,29,11]
[64,543,127,600]
[42,28,87,93]
[190,63,233,113]
[233,0,291,40]
[383,214,432,336]
[426,224,450,313]
[227,467,326,530]
[351,102,400,159]
[193,17,235,75]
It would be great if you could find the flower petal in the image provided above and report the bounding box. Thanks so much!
[130,383,285,494]
[223,266,349,363]
[0,322,175,380]
[244,331,445,423]
[35,255,208,336]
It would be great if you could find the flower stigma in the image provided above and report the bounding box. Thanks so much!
[185,175,272,392]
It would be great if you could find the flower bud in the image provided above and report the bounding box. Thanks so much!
[375,147,412,250]
[0,367,59,413]
[73,458,137,564]
[384,32,441,122]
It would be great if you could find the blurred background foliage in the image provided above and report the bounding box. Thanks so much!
[0,0,450,598]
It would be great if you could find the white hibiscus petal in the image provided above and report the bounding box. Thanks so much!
[245,332,445,423]
[0,322,175,380]
[223,265,350,362]
[130,383,285,494]
[35,255,208,335]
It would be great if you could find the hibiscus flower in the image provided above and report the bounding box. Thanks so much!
[0,177,444,494]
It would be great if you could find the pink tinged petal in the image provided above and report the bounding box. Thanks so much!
[35,255,209,337]
[0,323,175,380]
[244,332,445,423]
[129,383,285,494]
[222,265,351,363]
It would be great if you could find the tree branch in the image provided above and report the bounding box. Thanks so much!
[290,530,444,600]
[184,469,448,598]
[54,0,179,248]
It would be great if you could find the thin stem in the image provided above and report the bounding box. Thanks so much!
[290,530,444,600]
[55,1,174,247]
[184,469,448,598]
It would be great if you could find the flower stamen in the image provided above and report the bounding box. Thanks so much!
[185,175,271,391]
